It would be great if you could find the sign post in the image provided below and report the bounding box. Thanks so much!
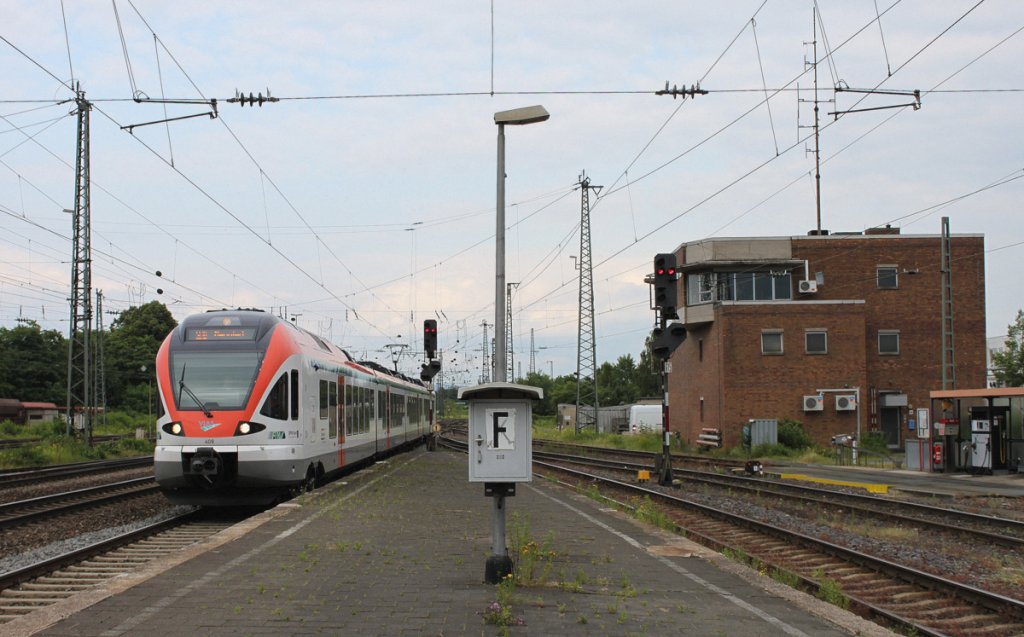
[460,382,542,584]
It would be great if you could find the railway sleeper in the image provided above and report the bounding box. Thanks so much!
[19,583,92,591]
[1,590,74,599]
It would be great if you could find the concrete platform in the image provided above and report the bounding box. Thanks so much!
[767,460,1024,498]
[13,449,896,637]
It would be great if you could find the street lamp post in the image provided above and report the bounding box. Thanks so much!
[494,105,548,384]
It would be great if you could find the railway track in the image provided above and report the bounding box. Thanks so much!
[0,434,129,452]
[533,446,1024,549]
[0,457,153,489]
[0,510,235,625]
[441,436,1024,636]
[0,477,159,530]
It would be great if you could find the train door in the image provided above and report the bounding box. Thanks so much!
[376,389,385,454]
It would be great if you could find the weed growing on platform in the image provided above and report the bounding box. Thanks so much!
[722,547,750,564]
[769,567,800,588]
[482,575,525,635]
[814,574,849,609]
[631,496,676,532]
[508,513,557,585]
[616,572,638,598]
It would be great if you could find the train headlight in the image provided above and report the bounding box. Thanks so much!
[234,421,265,436]
[162,422,184,436]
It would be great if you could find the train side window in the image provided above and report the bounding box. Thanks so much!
[328,381,338,438]
[290,370,298,420]
[260,373,289,420]
[345,384,352,435]
[319,380,329,420]
[362,387,370,434]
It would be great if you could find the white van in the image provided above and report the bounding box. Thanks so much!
[628,404,662,434]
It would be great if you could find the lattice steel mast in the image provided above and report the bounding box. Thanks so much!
[94,290,107,430]
[940,217,956,389]
[506,282,519,381]
[480,320,491,384]
[575,172,601,432]
[66,87,93,440]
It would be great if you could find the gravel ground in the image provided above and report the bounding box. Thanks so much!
[0,467,153,504]
[0,501,194,575]
[0,465,192,574]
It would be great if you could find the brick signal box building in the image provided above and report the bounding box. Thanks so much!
[670,227,986,449]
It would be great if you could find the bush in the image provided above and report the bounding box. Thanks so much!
[28,419,67,440]
[0,444,49,467]
[0,419,22,437]
[751,443,796,457]
[857,431,890,453]
[778,419,813,450]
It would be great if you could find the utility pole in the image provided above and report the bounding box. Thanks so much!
[506,282,519,381]
[798,8,825,235]
[575,171,601,433]
[66,87,93,441]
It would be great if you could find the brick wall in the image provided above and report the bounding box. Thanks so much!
[670,233,987,450]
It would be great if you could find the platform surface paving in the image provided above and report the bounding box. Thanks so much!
[17,448,895,637]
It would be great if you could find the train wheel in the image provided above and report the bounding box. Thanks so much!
[303,466,316,493]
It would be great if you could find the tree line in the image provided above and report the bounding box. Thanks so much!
[0,302,177,414]
[2,300,668,418]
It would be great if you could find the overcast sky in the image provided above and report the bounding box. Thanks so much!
[1,1,1022,385]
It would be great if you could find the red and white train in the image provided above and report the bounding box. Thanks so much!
[153,309,433,505]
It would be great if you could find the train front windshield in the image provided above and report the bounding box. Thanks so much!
[170,351,262,412]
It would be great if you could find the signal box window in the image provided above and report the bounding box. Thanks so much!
[260,373,289,420]
[879,330,900,355]
[805,330,827,355]
[877,266,898,289]
[761,330,783,355]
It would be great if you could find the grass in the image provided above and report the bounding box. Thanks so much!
[831,518,919,541]
[533,423,674,454]
[815,577,849,610]
[508,513,558,586]
[0,415,156,469]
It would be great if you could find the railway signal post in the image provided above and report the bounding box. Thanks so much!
[650,254,687,486]
[459,382,543,584]
[421,320,442,450]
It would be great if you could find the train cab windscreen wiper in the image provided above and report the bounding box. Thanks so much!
[178,363,214,418]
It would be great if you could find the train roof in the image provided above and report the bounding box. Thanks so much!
[189,309,427,390]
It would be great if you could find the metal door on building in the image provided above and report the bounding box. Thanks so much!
[880,407,901,448]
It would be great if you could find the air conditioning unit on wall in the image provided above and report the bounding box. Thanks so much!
[798,279,818,294]
[836,394,858,411]
[803,395,824,412]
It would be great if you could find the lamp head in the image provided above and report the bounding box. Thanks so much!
[494,105,549,126]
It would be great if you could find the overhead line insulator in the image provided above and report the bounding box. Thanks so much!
[655,81,709,99]
[228,89,280,107]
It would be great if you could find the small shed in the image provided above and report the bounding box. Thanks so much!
[21,402,60,423]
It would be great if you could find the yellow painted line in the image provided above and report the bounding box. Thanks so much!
[779,473,890,494]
